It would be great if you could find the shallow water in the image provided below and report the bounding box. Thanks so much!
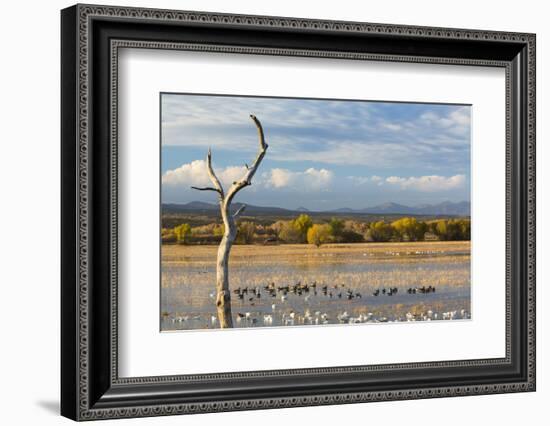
[160,242,471,331]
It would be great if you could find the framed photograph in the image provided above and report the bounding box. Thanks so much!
[61,4,536,421]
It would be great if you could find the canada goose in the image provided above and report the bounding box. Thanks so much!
[373,289,380,296]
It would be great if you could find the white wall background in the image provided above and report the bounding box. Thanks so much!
[0,0,547,424]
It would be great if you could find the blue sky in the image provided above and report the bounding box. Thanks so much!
[161,93,471,210]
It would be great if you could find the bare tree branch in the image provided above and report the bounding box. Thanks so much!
[225,115,269,205]
[233,204,246,218]
[205,148,225,198]
[191,186,221,193]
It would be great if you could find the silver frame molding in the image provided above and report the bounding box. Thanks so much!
[61,4,536,421]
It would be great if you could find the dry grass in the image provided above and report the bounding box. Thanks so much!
[162,241,470,289]
[162,241,470,265]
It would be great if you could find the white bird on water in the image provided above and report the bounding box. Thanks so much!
[337,312,349,322]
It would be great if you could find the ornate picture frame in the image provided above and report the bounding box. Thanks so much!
[61,4,535,420]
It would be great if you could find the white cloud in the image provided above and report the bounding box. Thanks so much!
[163,162,334,193]
[420,106,470,136]
[348,175,383,185]
[266,167,333,190]
[269,168,293,188]
[162,160,247,188]
[386,176,406,184]
[381,123,403,131]
[385,174,466,192]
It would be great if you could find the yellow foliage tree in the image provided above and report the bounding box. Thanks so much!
[391,217,427,241]
[173,223,191,244]
[307,224,332,247]
[368,221,394,242]
[293,214,313,243]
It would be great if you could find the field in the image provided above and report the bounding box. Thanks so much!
[161,241,471,331]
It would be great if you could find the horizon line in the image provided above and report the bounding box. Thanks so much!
[161,199,471,213]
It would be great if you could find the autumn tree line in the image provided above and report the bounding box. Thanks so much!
[162,214,471,247]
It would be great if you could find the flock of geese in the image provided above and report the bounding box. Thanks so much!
[165,280,469,329]
[229,281,438,306]
[232,281,362,303]
[169,307,470,327]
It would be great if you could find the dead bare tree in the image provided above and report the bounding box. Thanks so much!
[191,115,268,328]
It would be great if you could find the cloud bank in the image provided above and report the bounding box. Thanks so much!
[385,174,466,192]
[162,162,333,192]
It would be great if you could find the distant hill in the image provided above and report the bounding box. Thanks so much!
[413,201,471,216]
[352,201,470,216]
[358,202,417,215]
[163,200,470,217]
[163,201,296,216]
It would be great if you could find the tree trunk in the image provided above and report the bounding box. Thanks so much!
[191,115,268,328]
[215,201,237,328]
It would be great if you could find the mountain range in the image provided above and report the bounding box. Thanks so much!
[163,200,470,217]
